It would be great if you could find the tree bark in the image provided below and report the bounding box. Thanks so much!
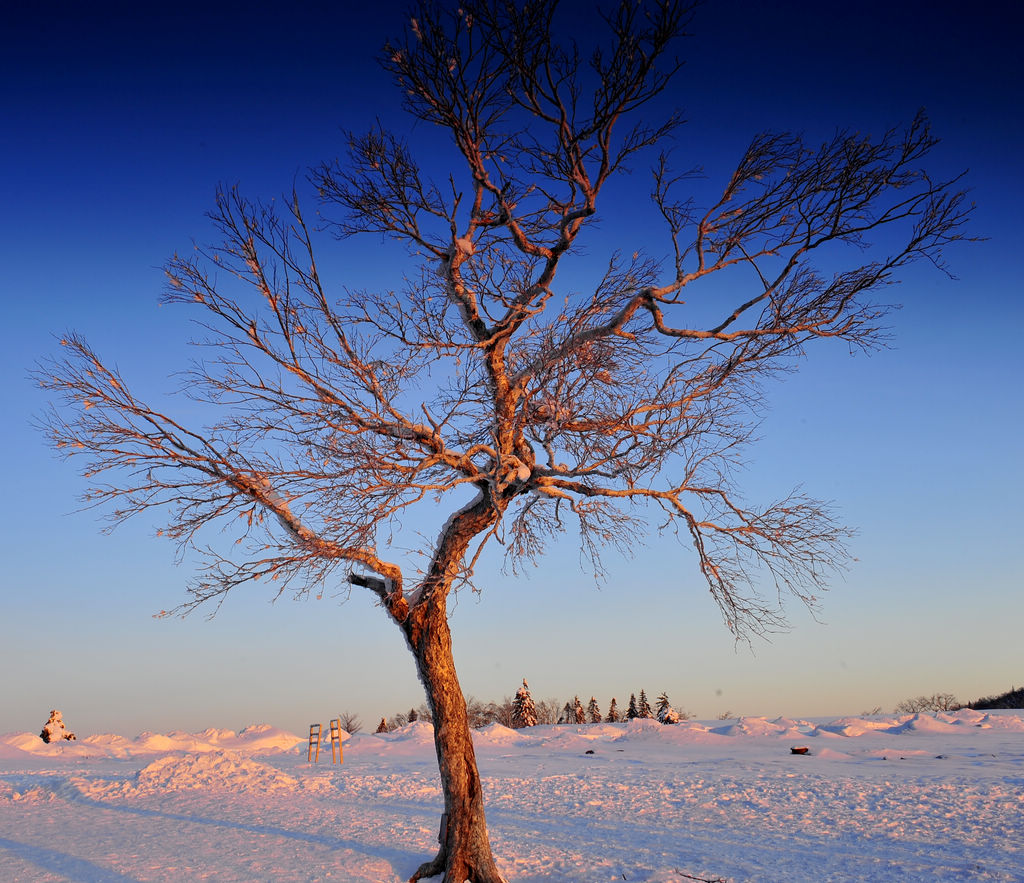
[402,593,504,883]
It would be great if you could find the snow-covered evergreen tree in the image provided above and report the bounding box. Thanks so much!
[408,707,419,723]
[573,696,586,724]
[606,697,620,722]
[375,717,389,733]
[39,709,75,743]
[587,696,601,723]
[511,679,538,728]
[638,689,653,719]
[656,692,681,724]
[626,693,639,720]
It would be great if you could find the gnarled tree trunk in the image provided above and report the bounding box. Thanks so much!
[401,593,504,883]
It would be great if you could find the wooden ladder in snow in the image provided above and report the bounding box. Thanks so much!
[307,723,321,762]
[329,718,344,764]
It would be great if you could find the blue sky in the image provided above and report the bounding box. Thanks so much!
[2,1,1022,735]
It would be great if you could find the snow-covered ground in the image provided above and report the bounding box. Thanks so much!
[1,710,1022,882]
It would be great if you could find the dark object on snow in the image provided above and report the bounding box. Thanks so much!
[790,746,809,755]
[40,709,76,743]
[585,749,595,755]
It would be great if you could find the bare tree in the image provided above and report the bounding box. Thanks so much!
[338,711,363,734]
[535,698,563,726]
[36,1,973,880]
[488,696,517,729]
[465,696,500,729]
[894,693,961,714]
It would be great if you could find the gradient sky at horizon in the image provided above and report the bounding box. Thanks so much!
[2,0,1021,736]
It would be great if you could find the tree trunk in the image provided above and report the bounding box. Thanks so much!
[403,594,504,883]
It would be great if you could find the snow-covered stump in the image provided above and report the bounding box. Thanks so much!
[39,709,76,743]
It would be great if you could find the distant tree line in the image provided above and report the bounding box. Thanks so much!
[364,680,693,733]
[342,680,1023,734]
[967,685,1023,710]
[892,682,1024,715]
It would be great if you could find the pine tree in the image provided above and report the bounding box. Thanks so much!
[638,689,653,719]
[587,696,601,723]
[408,707,418,723]
[375,717,388,733]
[656,691,681,724]
[573,696,586,724]
[561,701,575,724]
[511,679,538,728]
[626,693,639,720]
[606,697,620,723]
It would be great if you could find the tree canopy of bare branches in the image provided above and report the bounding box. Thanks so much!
[37,2,973,880]
[894,693,962,714]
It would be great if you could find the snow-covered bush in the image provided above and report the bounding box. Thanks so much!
[39,709,76,743]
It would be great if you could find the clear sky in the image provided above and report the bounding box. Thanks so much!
[2,1,1021,736]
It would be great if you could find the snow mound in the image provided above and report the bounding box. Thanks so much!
[81,733,135,755]
[938,708,987,725]
[712,716,797,737]
[813,716,898,737]
[197,726,237,741]
[888,713,963,735]
[134,751,299,793]
[28,724,307,758]
[771,716,816,731]
[637,720,725,748]
[228,724,307,753]
[532,730,600,753]
[974,712,1024,731]
[380,720,435,743]
[474,723,530,746]
[811,747,853,759]
[578,723,625,739]
[81,751,299,798]
[1,732,102,757]
[134,731,221,753]
[620,718,667,738]
[1,733,47,754]
[0,740,34,761]
[0,781,54,803]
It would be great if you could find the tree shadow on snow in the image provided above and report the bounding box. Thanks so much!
[2,773,425,880]
[0,835,142,883]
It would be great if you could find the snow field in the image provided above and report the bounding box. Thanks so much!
[1,711,1022,881]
